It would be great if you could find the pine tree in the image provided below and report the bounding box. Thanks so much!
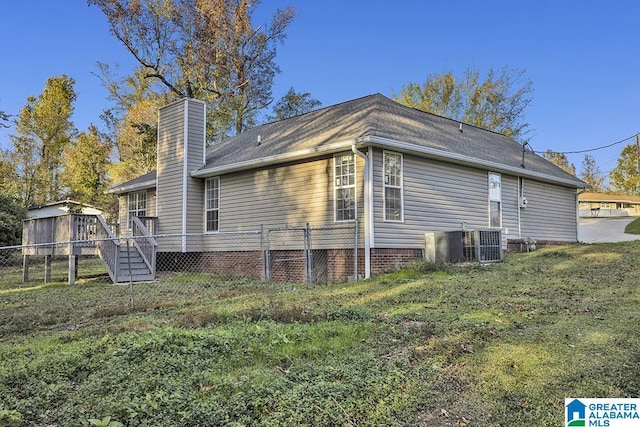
[542,150,576,176]
[579,154,606,192]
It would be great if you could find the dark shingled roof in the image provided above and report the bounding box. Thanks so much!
[110,94,586,193]
[106,170,157,194]
[194,93,585,187]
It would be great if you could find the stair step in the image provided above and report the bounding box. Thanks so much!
[98,239,156,284]
[115,275,155,283]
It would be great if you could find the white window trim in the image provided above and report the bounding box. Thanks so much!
[127,190,147,231]
[333,153,357,222]
[488,172,502,228]
[382,150,404,222]
[205,176,220,233]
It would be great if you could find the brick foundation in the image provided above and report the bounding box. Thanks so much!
[157,247,425,283]
[370,248,424,274]
[157,251,264,279]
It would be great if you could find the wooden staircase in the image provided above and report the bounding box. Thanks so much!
[93,215,157,284]
[114,244,155,283]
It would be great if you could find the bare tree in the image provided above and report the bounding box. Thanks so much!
[89,0,295,139]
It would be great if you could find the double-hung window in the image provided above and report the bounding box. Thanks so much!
[334,153,356,221]
[205,177,220,232]
[383,151,403,221]
[488,172,502,228]
[127,191,147,230]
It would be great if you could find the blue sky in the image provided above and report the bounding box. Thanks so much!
[1,1,639,182]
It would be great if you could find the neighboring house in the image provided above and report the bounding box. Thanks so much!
[27,200,104,219]
[107,94,587,278]
[578,192,640,217]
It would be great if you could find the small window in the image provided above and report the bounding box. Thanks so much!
[383,151,403,221]
[205,177,220,232]
[127,191,147,230]
[334,153,356,221]
[488,173,501,228]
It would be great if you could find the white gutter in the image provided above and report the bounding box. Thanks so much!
[105,178,156,195]
[366,136,586,189]
[351,144,371,279]
[191,139,368,178]
[192,134,586,190]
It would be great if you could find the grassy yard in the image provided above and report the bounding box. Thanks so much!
[625,216,640,234]
[0,242,639,426]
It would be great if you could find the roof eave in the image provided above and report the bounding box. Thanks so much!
[105,179,157,195]
[190,134,586,189]
[190,139,367,178]
[366,136,587,189]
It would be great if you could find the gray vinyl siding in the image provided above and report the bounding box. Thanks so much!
[373,150,491,248]
[117,189,156,236]
[520,180,578,241]
[198,154,365,251]
[156,98,205,239]
[185,101,206,235]
[157,100,185,236]
[501,175,520,240]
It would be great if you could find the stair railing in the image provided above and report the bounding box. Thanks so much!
[94,215,120,283]
[131,216,158,278]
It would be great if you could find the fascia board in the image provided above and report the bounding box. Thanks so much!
[190,139,365,178]
[104,179,157,195]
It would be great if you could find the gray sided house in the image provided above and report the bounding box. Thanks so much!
[108,94,587,279]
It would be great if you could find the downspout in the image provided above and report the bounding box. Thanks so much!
[182,99,189,252]
[352,144,371,278]
[576,187,588,243]
[517,177,522,239]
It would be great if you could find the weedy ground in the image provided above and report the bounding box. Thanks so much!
[0,242,638,426]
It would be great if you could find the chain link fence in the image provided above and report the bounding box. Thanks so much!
[0,222,360,313]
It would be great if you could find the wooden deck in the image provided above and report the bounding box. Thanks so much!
[22,214,157,285]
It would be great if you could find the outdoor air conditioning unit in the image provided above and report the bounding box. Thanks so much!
[424,231,464,263]
[519,197,528,209]
[463,229,503,263]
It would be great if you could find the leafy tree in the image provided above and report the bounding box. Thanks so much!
[10,75,77,206]
[89,0,295,141]
[61,125,114,209]
[266,87,321,121]
[542,149,576,176]
[393,66,533,142]
[95,64,166,183]
[609,144,640,194]
[0,193,27,247]
[0,150,20,199]
[579,154,606,192]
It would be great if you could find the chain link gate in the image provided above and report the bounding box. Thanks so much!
[265,222,359,285]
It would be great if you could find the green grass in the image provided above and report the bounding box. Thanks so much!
[1,242,639,426]
[624,216,640,234]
